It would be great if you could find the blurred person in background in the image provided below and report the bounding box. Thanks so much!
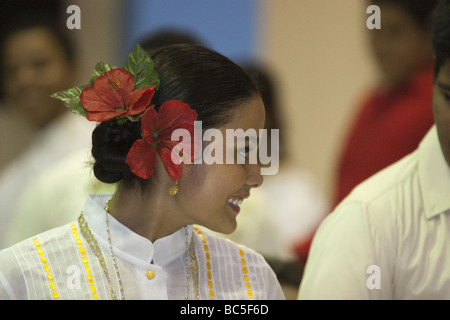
[0,16,81,168]
[334,0,438,205]
[294,0,438,265]
[0,15,96,247]
[0,0,61,169]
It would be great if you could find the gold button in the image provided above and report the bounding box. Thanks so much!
[146,270,155,279]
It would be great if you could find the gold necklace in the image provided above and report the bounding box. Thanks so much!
[104,201,125,300]
[79,200,199,300]
[184,226,199,300]
[78,212,123,300]
[189,235,199,299]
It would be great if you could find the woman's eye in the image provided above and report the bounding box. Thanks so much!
[239,146,251,158]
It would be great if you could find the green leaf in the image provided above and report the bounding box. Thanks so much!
[116,113,144,125]
[116,116,129,126]
[125,113,145,122]
[123,43,160,90]
[89,61,116,85]
[51,85,89,117]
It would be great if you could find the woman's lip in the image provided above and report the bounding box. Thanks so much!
[227,196,244,214]
[226,193,249,214]
[227,201,241,214]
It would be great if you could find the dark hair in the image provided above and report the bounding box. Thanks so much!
[370,0,439,29]
[92,44,260,187]
[139,28,204,52]
[431,0,450,79]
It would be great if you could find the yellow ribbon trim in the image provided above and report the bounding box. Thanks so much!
[70,223,99,300]
[32,237,59,300]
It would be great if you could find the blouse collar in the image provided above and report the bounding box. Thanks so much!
[82,194,193,267]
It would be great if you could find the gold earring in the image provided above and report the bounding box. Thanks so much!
[169,180,179,196]
[168,163,192,196]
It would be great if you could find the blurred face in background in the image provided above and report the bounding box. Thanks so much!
[369,2,433,89]
[1,26,75,129]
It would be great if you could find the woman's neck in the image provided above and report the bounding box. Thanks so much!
[106,186,185,242]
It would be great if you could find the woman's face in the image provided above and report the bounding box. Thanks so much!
[177,95,266,234]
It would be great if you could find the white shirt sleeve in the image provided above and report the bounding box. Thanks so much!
[298,201,394,299]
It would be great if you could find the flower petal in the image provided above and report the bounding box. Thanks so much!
[161,124,199,164]
[140,106,158,143]
[158,122,195,143]
[158,147,183,181]
[125,139,157,179]
[86,110,127,122]
[93,68,135,109]
[183,125,200,163]
[156,100,198,134]
[126,86,156,116]
[80,86,113,112]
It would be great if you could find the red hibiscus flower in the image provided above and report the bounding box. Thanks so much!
[80,68,156,122]
[125,100,198,180]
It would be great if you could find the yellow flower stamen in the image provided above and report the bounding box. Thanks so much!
[109,79,121,91]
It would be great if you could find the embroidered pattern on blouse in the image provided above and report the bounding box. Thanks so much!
[32,237,59,300]
[193,227,215,300]
[235,242,253,300]
[70,222,99,300]
[194,228,254,300]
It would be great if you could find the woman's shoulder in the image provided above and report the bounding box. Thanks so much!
[10,222,74,247]
[0,222,76,299]
[0,222,76,269]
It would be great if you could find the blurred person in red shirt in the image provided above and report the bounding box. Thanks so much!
[295,0,438,265]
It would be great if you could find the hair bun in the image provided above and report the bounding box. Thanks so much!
[91,120,141,183]
[92,161,123,184]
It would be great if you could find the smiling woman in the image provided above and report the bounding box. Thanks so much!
[0,43,285,300]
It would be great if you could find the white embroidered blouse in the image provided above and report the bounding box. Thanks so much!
[0,194,285,300]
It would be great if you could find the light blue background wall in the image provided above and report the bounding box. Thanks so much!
[123,0,258,63]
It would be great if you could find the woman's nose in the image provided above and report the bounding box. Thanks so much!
[245,163,263,188]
